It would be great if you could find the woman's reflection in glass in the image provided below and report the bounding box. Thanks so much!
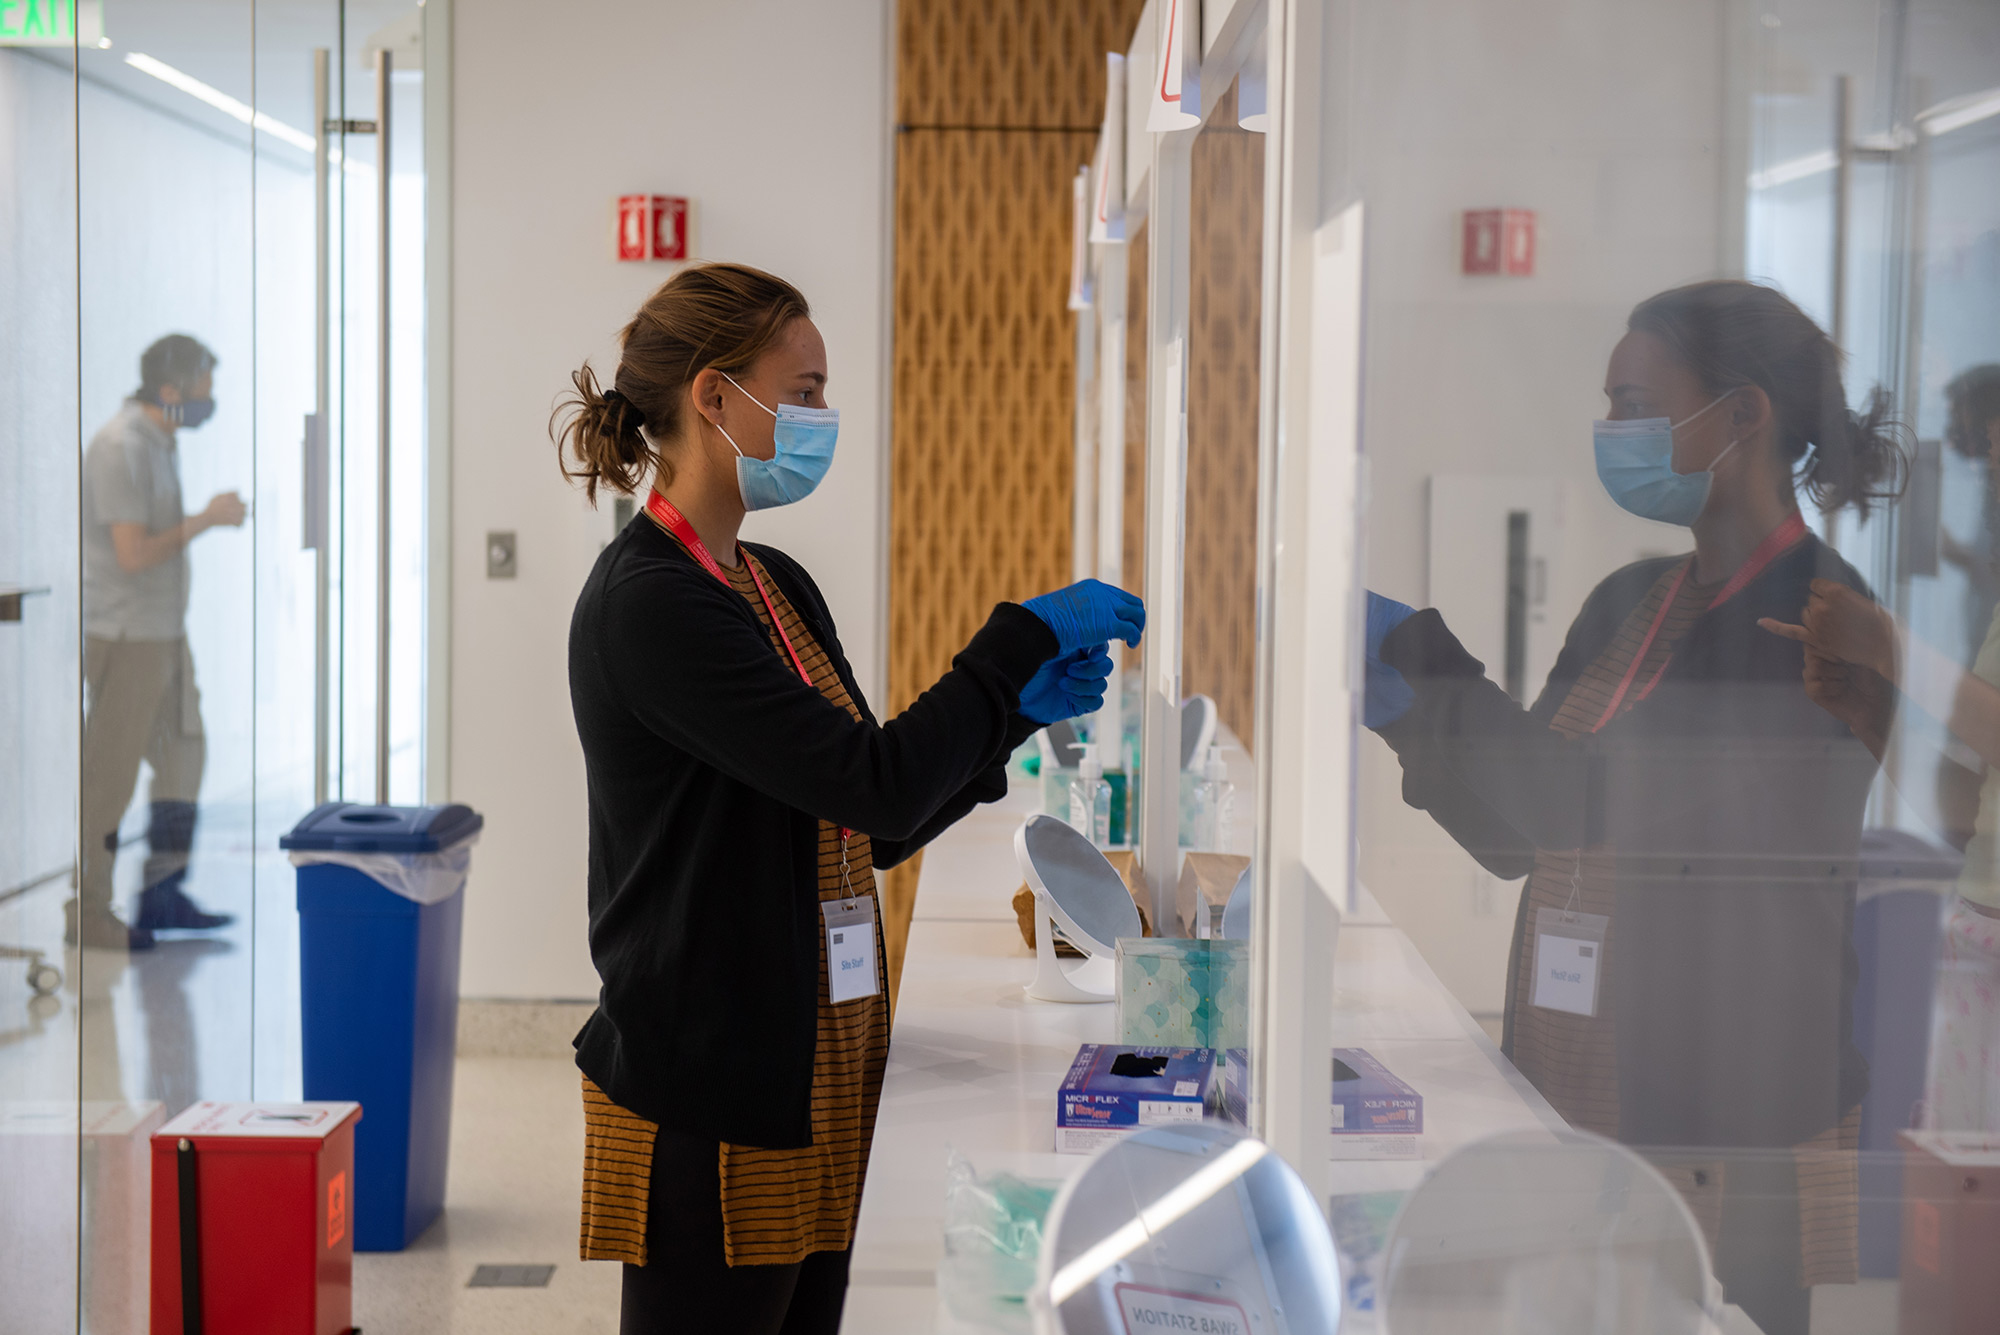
[1364,281,1906,1335]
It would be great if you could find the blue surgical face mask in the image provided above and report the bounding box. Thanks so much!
[714,373,838,511]
[157,395,216,430]
[1593,394,1737,527]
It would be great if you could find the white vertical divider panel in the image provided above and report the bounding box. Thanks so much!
[1092,246,1128,753]
[1139,126,1194,935]
[1071,288,1098,584]
[1250,0,1337,1208]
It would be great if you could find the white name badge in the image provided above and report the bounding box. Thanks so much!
[823,895,880,1004]
[1531,907,1608,1018]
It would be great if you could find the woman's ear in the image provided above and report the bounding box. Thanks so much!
[688,367,726,429]
[1731,384,1773,441]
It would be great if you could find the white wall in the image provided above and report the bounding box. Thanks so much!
[450,0,892,1000]
[1327,0,1734,1018]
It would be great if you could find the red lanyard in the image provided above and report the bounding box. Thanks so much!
[1588,511,1809,733]
[645,490,853,848]
[646,491,814,686]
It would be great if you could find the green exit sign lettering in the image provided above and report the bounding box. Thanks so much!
[0,0,106,47]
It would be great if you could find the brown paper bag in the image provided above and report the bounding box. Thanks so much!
[1177,853,1251,937]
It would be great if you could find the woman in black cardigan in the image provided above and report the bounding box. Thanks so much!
[1363,281,1904,1335]
[555,263,1143,1335]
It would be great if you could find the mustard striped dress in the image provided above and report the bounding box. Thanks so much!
[580,544,891,1269]
[1507,556,1859,1286]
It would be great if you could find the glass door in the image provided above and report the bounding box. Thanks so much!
[0,0,436,1325]
[1744,0,2000,842]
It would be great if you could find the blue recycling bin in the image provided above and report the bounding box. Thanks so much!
[283,801,483,1251]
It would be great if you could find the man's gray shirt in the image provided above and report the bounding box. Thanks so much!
[83,400,188,640]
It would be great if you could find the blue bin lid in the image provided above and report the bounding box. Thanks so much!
[280,801,484,853]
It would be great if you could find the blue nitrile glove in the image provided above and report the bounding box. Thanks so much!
[1364,591,1418,728]
[1366,591,1416,657]
[1018,645,1115,724]
[1365,656,1415,729]
[1022,579,1146,655]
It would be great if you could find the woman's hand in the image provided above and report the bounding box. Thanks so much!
[1018,645,1114,724]
[1361,591,1419,729]
[1022,580,1145,655]
[1758,578,1902,683]
[1798,644,1896,761]
[1367,591,1416,657]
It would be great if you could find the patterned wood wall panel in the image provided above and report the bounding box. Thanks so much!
[898,0,1148,128]
[1183,82,1263,749]
[885,0,1147,1003]
[890,128,1096,717]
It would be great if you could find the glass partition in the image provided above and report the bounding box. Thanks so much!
[1303,0,2000,1330]
[1181,74,1262,866]
[1,1,437,1326]
[1100,0,1325,1200]
[1,22,84,1331]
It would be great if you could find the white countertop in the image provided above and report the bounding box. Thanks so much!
[841,770,1566,1333]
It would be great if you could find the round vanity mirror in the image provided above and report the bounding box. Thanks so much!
[1035,718,1084,774]
[1180,693,1217,771]
[1221,863,1252,940]
[1380,1128,1716,1335]
[1015,814,1142,1002]
[1032,1121,1342,1335]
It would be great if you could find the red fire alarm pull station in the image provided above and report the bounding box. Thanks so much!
[617,195,690,262]
[652,196,689,260]
[617,195,651,262]
[1462,208,1536,276]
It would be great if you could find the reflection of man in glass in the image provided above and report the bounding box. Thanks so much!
[1775,363,2000,1136]
[1935,366,2000,844]
[69,334,243,950]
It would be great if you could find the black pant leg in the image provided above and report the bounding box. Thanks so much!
[777,1247,852,1335]
[1714,1152,1811,1335]
[620,1126,802,1335]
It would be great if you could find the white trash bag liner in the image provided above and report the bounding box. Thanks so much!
[288,834,478,906]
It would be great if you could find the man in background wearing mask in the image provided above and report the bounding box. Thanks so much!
[70,333,243,950]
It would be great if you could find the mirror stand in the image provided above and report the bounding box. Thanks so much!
[1026,892,1116,1003]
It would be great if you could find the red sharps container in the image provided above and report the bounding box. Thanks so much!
[150,1101,362,1335]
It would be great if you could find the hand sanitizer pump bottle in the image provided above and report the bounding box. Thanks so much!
[1199,744,1235,851]
[1069,743,1113,848]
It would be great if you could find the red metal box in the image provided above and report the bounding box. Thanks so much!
[150,1101,362,1335]
[1898,1130,2000,1335]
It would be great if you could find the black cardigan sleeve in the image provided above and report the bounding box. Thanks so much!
[596,541,1057,844]
[747,544,1045,868]
[1373,617,1581,880]
[1371,561,1675,859]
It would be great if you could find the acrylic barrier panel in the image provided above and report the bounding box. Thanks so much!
[1333,0,2000,1332]
[1177,74,1262,954]
[1073,217,1150,840]
[0,36,84,1335]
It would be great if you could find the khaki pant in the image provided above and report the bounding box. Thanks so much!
[78,636,205,915]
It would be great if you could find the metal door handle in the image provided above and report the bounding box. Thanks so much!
[312,47,393,804]
[373,47,393,806]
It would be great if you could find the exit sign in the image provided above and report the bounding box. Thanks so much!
[0,0,105,46]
